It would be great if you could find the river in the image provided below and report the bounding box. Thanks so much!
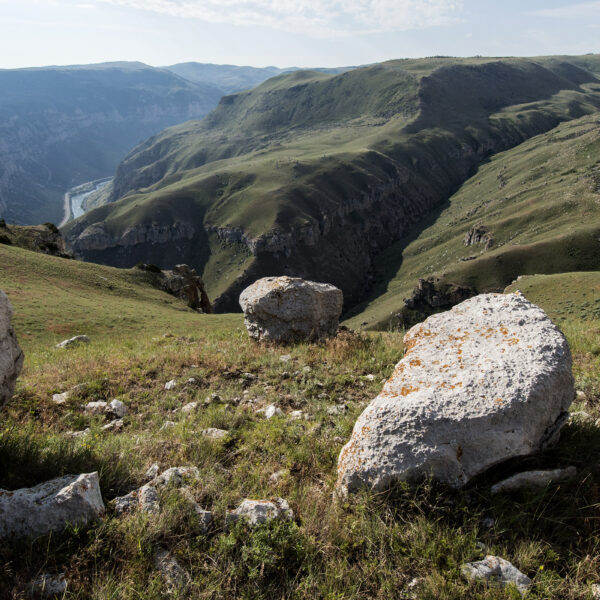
[59,178,112,227]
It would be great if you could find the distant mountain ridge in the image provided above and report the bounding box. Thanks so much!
[63,55,600,316]
[0,61,305,225]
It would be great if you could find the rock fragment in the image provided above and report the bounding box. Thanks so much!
[258,404,284,419]
[227,497,293,527]
[151,466,200,488]
[55,335,90,349]
[106,399,127,418]
[200,428,228,439]
[0,472,104,539]
[239,276,343,343]
[164,379,177,391]
[462,555,531,595]
[154,548,190,591]
[490,467,576,494]
[84,401,107,415]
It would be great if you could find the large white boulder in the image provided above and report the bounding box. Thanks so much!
[336,293,574,495]
[0,290,24,410]
[0,472,105,538]
[239,276,343,342]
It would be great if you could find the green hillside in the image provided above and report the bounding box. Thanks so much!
[2,242,600,598]
[346,113,600,329]
[64,55,600,313]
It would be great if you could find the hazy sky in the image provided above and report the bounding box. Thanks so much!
[0,0,598,69]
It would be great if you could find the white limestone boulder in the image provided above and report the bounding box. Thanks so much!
[0,291,24,410]
[462,555,532,595]
[336,293,574,495]
[239,276,343,342]
[0,472,105,538]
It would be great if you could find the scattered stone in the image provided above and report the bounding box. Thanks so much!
[180,487,212,533]
[65,428,90,439]
[464,225,493,249]
[592,583,600,599]
[333,436,345,444]
[151,466,200,488]
[200,428,228,439]
[52,391,70,405]
[106,399,127,418]
[145,463,161,480]
[363,374,375,381]
[0,290,24,410]
[290,410,304,420]
[302,366,312,373]
[154,548,190,591]
[227,497,294,527]
[28,573,67,597]
[337,293,574,495]
[269,469,288,484]
[280,354,292,363]
[55,335,90,349]
[491,467,576,494]
[138,484,161,514]
[164,379,177,391]
[160,421,176,431]
[239,276,343,343]
[181,402,199,414]
[186,377,198,385]
[85,401,107,415]
[576,390,587,402]
[0,472,104,539]
[327,404,348,416]
[462,555,531,595]
[102,419,124,432]
[258,404,284,419]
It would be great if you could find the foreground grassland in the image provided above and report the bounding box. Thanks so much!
[1,246,600,598]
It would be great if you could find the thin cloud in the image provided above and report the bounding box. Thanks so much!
[97,0,463,37]
[530,1,600,18]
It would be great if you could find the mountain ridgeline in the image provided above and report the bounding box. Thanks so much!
[63,55,600,317]
[0,61,298,226]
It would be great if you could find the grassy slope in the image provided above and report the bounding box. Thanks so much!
[346,113,600,329]
[1,246,600,598]
[67,55,600,308]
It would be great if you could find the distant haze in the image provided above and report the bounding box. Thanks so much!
[0,0,598,70]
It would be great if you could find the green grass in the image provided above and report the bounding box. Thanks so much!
[346,114,600,330]
[1,244,600,598]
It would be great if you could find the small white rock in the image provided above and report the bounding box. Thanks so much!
[84,401,107,415]
[138,484,160,514]
[269,469,288,484]
[164,379,177,391]
[462,555,531,595]
[576,390,588,402]
[569,411,591,422]
[65,428,91,439]
[159,421,176,431]
[226,497,294,527]
[151,466,200,488]
[290,410,304,420]
[181,402,199,414]
[327,404,348,416]
[186,377,198,385]
[364,374,375,381]
[52,391,70,405]
[491,467,576,494]
[591,583,600,599]
[102,419,124,432]
[201,428,228,439]
[106,399,127,418]
[280,354,292,363]
[55,335,90,349]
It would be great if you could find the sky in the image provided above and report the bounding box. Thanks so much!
[0,0,598,69]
